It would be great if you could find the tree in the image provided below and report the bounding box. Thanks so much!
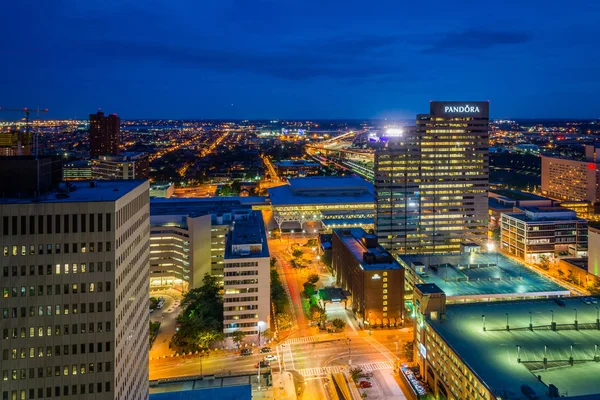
[170,274,224,354]
[149,297,158,310]
[307,273,320,284]
[276,313,292,329]
[262,328,274,341]
[271,228,281,239]
[309,304,326,324]
[557,268,565,278]
[271,268,288,313]
[330,318,346,332]
[306,238,318,248]
[349,366,363,382]
[303,282,316,298]
[231,330,246,348]
[270,256,277,268]
[588,278,600,295]
[538,255,550,271]
[402,341,414,362]
[292,248,304,259]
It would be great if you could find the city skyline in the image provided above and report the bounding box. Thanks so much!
[1,1,600,119]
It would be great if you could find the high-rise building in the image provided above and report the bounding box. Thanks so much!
[541,144,600,203]
[375,101,489,254]
[89,112,120,157]
[0,129,33,156]
[0,179,150,400]
[92,153,150,180]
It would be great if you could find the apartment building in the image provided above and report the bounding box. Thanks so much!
[223,211,270,341]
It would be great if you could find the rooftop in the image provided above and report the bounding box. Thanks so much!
[275,160,320,167]
[505,207,584,222]
[491,189,549,201]
[399,253,569,299]
[334,228,401,271]
[225,210,270,259]
[0,180,146,204]
[269,177,374,206]
[150,197,268,218]
[429,297,600,399]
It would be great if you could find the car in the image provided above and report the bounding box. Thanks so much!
[359,381,373,389]
[240,348,252,356]
[264,355,278,362]
[554,299,566,307]
[254,361,270,368]
[260,347,272,353]
[590,298,598,304]
[582,297,592,304]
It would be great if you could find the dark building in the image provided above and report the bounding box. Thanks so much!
[375,101,489,255]
[89,111,120,157]
[0,156,62,197]
[332,228,404,327]
[0,129,33,156]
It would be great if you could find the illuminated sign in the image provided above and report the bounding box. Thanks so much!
[372,273,381,280]
[419,343,427,358]
[444,104,480,113]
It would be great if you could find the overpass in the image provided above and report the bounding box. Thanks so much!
[305,133,375,180]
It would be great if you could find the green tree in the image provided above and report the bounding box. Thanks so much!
[588,278,600,295]
[262,328,274,341]
[307,273,320,284]
[270,256,277,268]
[270,268,288,313]
[170,274,224,354]
[292,248,304,259]
[330,318,346,332]
[321,252,332,269]
[231,330,246,348]
[149,297,158,310]
[309,304,326,324]
[303,282,316,298]
[349,366,363,382]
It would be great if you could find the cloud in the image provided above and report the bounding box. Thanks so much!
[423,29,532,53]
[80,37,405,81]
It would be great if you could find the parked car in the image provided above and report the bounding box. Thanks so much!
[582,297,592,305]
[264,355,278,362]
[241,348,252,356]
[359,381,373,389]
[260,347,272,353]
[554,299,566,307]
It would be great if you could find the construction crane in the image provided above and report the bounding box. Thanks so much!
[0,106,48,157]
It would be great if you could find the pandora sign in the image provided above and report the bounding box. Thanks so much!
[444,105,480,113]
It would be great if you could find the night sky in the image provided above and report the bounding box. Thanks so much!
[1,0,599,120]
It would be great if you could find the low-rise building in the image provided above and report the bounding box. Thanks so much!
[488,189,557,230]
[501,206,588,263]
[399,250,569,304]
[63,159,93,180]
[268,176,375,231]
[150,182,175,198]
[414,287,600,400]
[274,159,321,177]
[332,228,404,327]
[92,152,150,180]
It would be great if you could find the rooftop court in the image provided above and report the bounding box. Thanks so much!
[400,253,569,300]
[430,297,600,399]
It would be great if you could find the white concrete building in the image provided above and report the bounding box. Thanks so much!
[0,179,150,399]
[223,210,270,342]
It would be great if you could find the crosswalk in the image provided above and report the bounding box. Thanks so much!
[284,336,318,345]
[297,361,393,377]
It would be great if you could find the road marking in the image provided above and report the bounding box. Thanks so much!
[287,342,295,370]
[276,345,282,371]
[297,361,392,377]
[363,335,396,365]
[285,336,317,345]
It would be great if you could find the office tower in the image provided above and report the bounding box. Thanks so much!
[92,153,150,180]
[89,112,120,157]
[375,101,489,254]
[0,130,33,156]
[541,144,600,203]
[0,179,150,400]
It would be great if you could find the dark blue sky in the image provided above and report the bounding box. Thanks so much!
[1,0,599,120]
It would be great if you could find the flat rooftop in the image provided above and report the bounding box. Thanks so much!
[0,180,146,204]
[399,253,569,299]
[429,297,600,399]
[491,189,549,201]
[225,210,269,259]
[150,197,268,217]
[335,228,401,271]
[269,177,374,206]
[275,160,320,167]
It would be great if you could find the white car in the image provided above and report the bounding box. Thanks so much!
[264,355,278,362]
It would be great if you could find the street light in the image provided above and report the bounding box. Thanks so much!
[482,314,486,332]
